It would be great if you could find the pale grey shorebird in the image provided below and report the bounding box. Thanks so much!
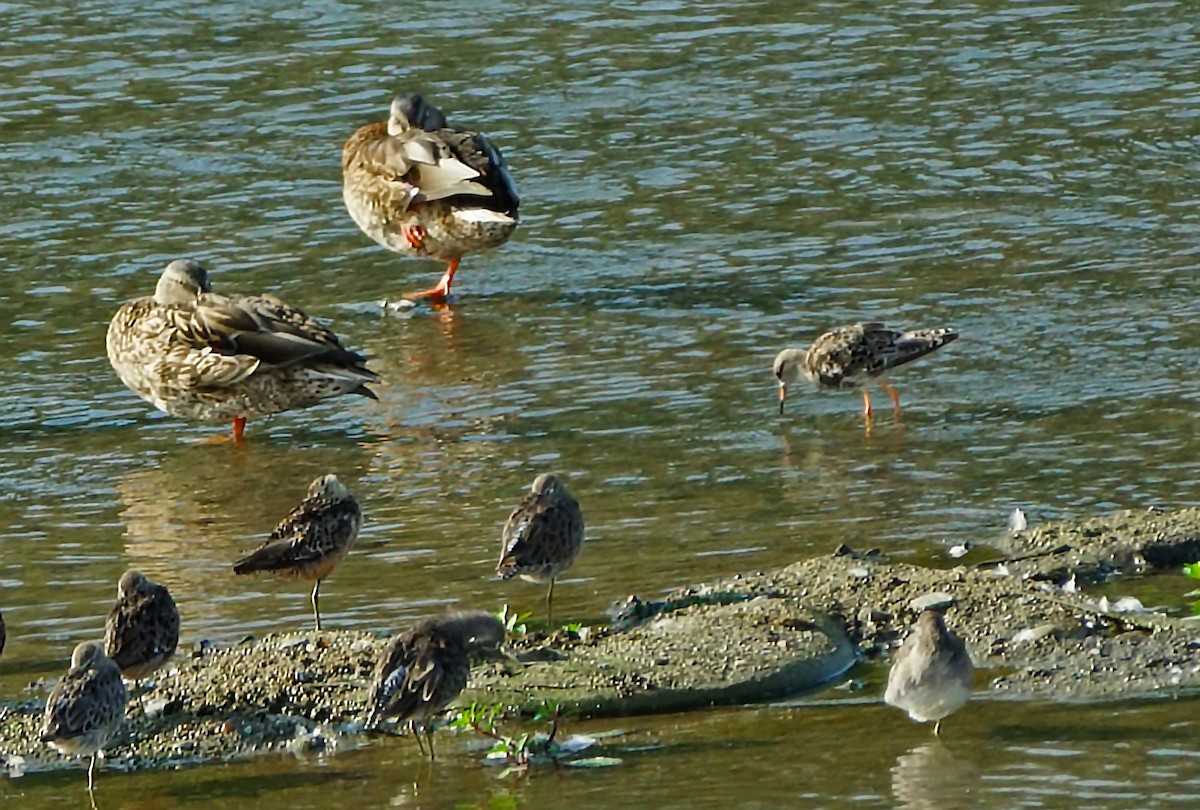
[363,611,506,759]
[40,642,128,792]
[884,610,974,736]
[233,474,361,632]
[104,570,180,709]
[496,474,585,619]
[773,322,958,419]
[106,259,379,443]
[342,93,520,307]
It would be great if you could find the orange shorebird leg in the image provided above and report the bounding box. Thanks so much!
[232,416,247,443]
[861,388,873,418]
[882,382,901,416]
[404,257,461,306]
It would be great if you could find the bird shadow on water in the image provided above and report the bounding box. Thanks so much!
[891,740,981,810]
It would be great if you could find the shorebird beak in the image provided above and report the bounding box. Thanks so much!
[777,383,787,415]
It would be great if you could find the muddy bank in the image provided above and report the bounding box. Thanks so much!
[3,506,1199,775]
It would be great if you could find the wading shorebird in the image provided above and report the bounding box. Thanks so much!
[106,259,379,443]
[773,322,958,419]
[496,473,585,620]
[884,610,974,736]
[233,474,361,632]
[40,642,127,792]
[342,93,520,307]
[363,611,506,759]
[104,570,180,710]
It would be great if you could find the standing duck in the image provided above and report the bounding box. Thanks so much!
[233,474,362,632]
[363,611,506,759]
[342,93,520,306]
[496,473,585,620]
[106,258,379,442]
[773,322,958,419]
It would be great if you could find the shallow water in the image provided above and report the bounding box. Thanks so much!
[3,0,1200,805]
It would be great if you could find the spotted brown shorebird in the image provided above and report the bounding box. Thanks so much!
[363,611,506,759]
[233,474,361,632]
[884,610,974,735]
[342,93,520,307]
[496,473,585,620]
[106,259,379,443]
[40,642,128,792]
[104,570,180,710]
[773,322,958,419]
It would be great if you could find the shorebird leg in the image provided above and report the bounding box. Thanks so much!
[882,383,902,416]
[404,257,460,308]
[861,389,873,418]
[232,417,247,443]
[546,579,556,623]
[777,384,787,416]
[426,725,437,761]
[933,720,942,736]
[409,720,428,758]
[310,581,323,632]
[87,752,98,791]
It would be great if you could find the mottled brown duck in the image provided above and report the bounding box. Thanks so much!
[106,259,379,442]
[342,93,520,306]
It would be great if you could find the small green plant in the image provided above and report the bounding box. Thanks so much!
[450,701,621,774]
[1184,562,1200,580]
[496,604,531,636]
[560,621,584,636]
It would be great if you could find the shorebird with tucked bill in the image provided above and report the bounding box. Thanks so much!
[773,322,958,420]
[233,474,362,631]
[496,473,585,620]
[40,642,127,792]
[104,570,180,710]
[884,610,974,735]
[342,93,520,307]
[363,611,507,759]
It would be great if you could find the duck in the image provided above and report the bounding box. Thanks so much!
[106,259,379,442]
[773,322,958,418]
[342,93,520,306]
[363,611,507,759]
[496,473,585,620]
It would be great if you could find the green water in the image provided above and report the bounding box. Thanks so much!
[3,0,1200,806]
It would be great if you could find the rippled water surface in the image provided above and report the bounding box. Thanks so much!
[3,0,1200,806]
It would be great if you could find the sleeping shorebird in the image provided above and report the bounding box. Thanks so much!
[773,322,958,419]
[342,93,520,307]
[104,570,180,710]
[40,642,127,792]
[233,474,362,632]
[363,611,506,759]
[496,474,585,620]
[106,258,379,443]
[884,610,974,735]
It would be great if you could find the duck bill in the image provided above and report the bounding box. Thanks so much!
[777,383,787,415]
